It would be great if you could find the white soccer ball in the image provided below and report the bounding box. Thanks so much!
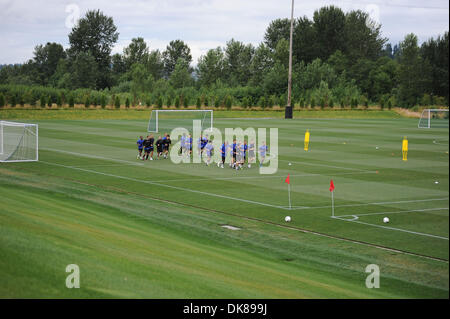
[285,216,291,222]
[288,162,292,166]
[383,217,389,223]
[248,164,251,168]
[435,181,439,184]
[376,146,379,150]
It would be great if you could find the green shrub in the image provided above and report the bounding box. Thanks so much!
[0,93,4,108]
[259,96,266,109]
[101,95,107,109]
[379,96,385,110]
[433,95,446,106]
[196,96,201,109]
[183,96,189,108]
[47,96,52,107]
[310,97,315,108]
[68,95,75,108]
[340,99,345,109]
[40,95,46,108]
[19,95,25,107]
[115,96,121,109]
[278,95,284,107]
[225,95,232,110]
[146,95,152,107]
[56,94,62,107]
[125,97,130,108]
[84,96,89,108]
[241,97,249,108]
[320,97,325,109]
[329,98,334,108]
[350,97,358,109]
[299,98,305,108]
[214,96,220,108]
[157,95,163,109]
[166,96,172,107]
[204,96,209,107]
[175,96,180,108]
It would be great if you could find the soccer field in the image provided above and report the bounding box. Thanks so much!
[0,115,448,298]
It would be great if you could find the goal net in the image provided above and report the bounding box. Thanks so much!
[418,109,449,128]
[147,110,213,133]
[0,121,38,162]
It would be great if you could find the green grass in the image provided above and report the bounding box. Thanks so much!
[0,108,403,120]
[0,112,448,298]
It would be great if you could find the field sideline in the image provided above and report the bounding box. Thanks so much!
[0,110,448,298]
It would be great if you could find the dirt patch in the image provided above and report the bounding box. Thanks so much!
[394,108,421,118]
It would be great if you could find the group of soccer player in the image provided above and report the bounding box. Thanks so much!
[136,134,172,160]
[136,133,269,170]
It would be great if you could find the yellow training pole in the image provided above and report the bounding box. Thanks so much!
[402,136,408,161]
[304,129,310,151]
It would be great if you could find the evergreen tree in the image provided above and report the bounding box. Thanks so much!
[40,95,46,108]
[68,95,75,108]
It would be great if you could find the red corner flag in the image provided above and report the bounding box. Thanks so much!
[285,174,290,184]
[329,179,335,192]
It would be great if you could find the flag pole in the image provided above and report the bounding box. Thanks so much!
[331,190,334,217]
[288,183,291,210]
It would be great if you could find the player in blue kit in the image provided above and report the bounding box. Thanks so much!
[218,141,227,168]
[143,135,154,160]
[248,140,255,168]
[204,141,214,166]
[136,136,144,159]
[259,142,268,167]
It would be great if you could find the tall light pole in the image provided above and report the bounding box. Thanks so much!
[285,0,294,119]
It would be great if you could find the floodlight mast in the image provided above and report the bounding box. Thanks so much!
[285,0,294,119]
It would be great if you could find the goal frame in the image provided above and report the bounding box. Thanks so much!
[147,109,213,133]
[0,120,39,163]
[418,109,449,129]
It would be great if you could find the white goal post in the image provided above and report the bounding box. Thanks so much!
[0,121,38,162]
[147,109,213,133]
[418,109,449,128]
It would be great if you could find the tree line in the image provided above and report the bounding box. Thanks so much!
[0,6,448,110]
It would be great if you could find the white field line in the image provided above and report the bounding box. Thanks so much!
[337,207,449,218]
[285,197,449,210]
[150,170,377,183]
[40,161,285,209]
[433,140,449,145]
[278,159,372,172]
[332,216,449,240]
[41,148,144,166]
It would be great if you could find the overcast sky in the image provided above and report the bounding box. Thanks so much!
[0,0,448,65]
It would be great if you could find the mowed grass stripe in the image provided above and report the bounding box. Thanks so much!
[1,171,447,298]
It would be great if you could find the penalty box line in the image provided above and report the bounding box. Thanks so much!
[337,207,449,218]
[285,197,450,211]
[40,161,287,210]
[151,170,377,183]
[41,148,145,167]
[332,215,449,241]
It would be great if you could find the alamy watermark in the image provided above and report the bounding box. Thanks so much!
[65,264,80,288]
[365,264,380,288]
[165,120,279,174]
[65,3,80,29]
